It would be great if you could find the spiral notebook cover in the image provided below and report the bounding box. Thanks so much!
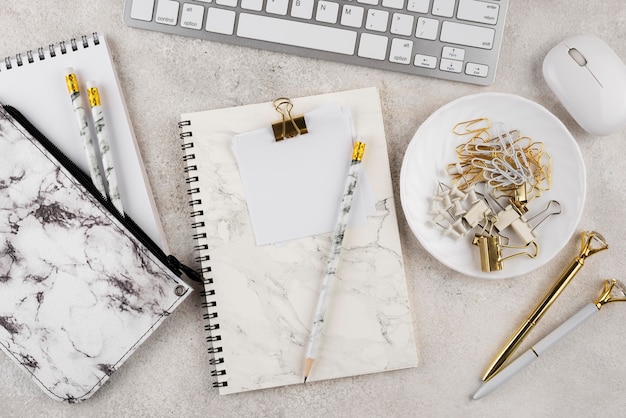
[0,106,192,402]
[0,33,167,251]
[180,87,418,394]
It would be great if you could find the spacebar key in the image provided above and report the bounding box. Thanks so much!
[237,14,357,55]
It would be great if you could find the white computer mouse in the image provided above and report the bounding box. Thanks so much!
[542,34,626,136]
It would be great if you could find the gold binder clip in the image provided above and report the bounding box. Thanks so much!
[473,234,504,272]
[512,183,528,210]
[472,218,539,272]
[271,97,308,141]
[472,234,539,272]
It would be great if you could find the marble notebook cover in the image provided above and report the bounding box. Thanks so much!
[180,87,418,395]
[0,107,192,403]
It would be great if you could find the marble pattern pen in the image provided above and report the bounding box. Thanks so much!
[87,81,124,215]
[303,140,366,382]
[65,68,107,198]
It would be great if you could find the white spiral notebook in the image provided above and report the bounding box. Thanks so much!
[179,87,418,394]
[0,33,166,250]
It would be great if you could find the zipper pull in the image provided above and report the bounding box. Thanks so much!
[167,255,203,283]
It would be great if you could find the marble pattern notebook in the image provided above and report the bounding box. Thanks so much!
[0,106,192,402]
[179,87,418,395]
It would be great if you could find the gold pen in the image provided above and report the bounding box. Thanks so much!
[474,278,626,400]
[482,230,609,381]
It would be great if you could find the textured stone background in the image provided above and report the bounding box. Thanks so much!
[1,1,625,416]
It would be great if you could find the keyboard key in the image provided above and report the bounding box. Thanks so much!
[130,0,155,21]
[466,62,489,77]
[341,5,365,28]
[415,17,438,40]
[407,0,430,13]
[414,54,437,68]
[206,8,236,34]
[440,21,495,49]
[442,46,465,60]
[216,0,237,6]
[357,0,379,5]
[181,3,204,29]
[382,0,405,10]
[432,0,455,17]
[291,0,315,19]
[155,0,179,25]
[366,9,389,32]
[357,33,388,60]
[389,39,413,64]
[266,0,289,15]
[241,0,263,10]
[316,1,340,23]
[237,13,357,55]
[390,13,414,36]
[457,0,499,25]
[440,58,463,72]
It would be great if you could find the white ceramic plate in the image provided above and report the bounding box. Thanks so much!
[400,93,586,279]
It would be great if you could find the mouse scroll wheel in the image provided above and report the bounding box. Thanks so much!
[568,48,587,66]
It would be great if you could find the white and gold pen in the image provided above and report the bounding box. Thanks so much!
[473,279,626,400]
[481,231,609,381]
[87,81,124,215]
[65,68,107,198]
[303,140,366,383]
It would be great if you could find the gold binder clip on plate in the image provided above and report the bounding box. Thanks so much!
[271,98,308,141]
[472,234,539,272]
[471,216,539,272]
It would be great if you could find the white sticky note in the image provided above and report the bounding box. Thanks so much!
[232,104,373,245]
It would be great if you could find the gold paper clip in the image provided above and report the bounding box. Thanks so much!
[271,97,308,141]
[453,118,491,136]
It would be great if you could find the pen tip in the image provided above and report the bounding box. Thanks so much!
[482,368,495,381]
[303,376,308,384]
[472,390,483,401]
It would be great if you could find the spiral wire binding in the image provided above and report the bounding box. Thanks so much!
[178,120,227,388]
[1,33,100,72]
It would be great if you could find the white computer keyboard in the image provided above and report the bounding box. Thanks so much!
[124,0,508,85]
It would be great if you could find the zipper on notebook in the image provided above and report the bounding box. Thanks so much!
[3,105,202,283]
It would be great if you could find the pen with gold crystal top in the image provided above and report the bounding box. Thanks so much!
[65,68,107,198]
[303,141,366,383]
[481,231,609,382]
[87,81,124,215]
[474,279,626,400]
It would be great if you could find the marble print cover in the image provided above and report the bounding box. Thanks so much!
[0,107,192,402]
[181,88,418,394]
